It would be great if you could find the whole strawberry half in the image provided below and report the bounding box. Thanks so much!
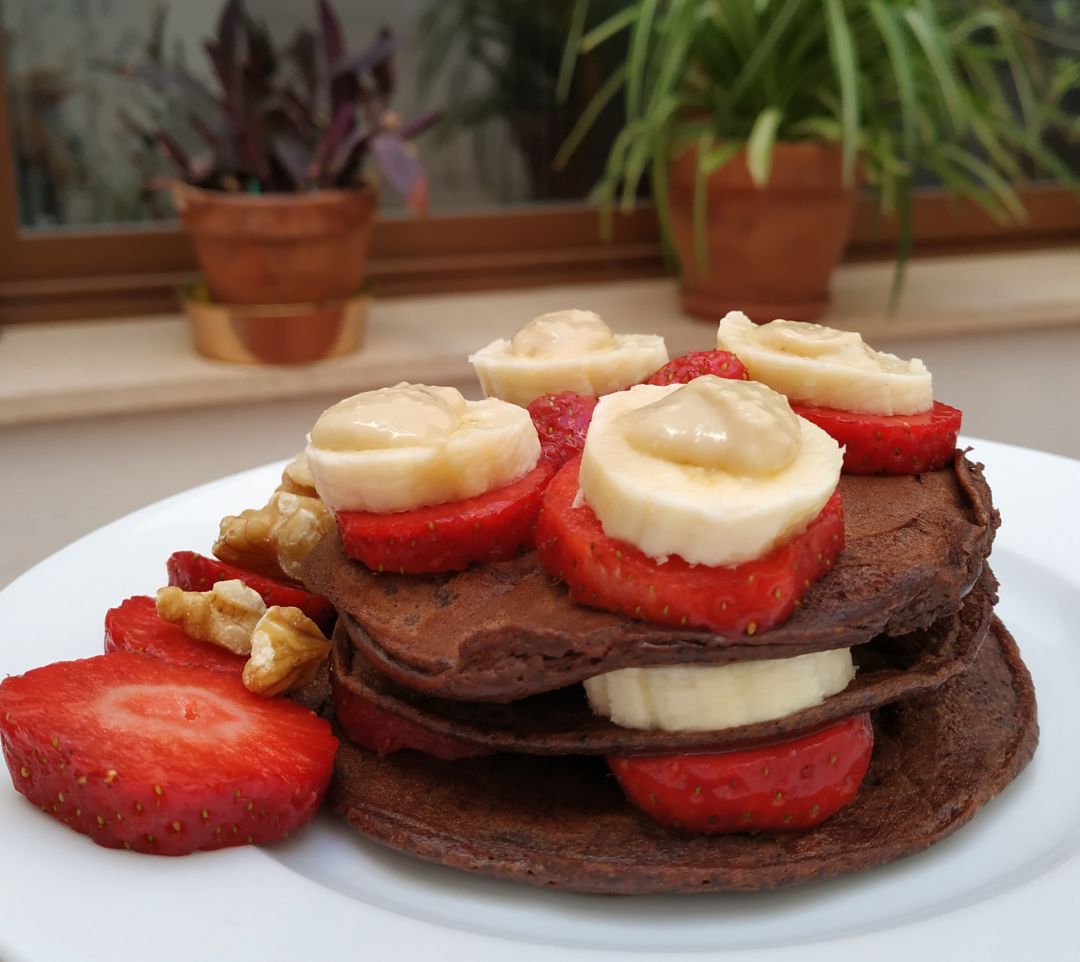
[337,461,553,574]
[643,350,748,386]
[610,713,873,833]
[791,400,962,475]
[527,391,599,467]
[0,652,337,855]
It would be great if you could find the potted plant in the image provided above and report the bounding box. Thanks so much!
[559,0,1079,321]
[117,0,437,361]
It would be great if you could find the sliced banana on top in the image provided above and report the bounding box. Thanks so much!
[584,648,855,731]
[306,383,540,514]
[579,378,842,567]
[470,309,668,407]
[716,311,932,415]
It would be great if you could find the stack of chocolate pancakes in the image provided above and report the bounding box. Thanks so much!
[303,449,1037,894]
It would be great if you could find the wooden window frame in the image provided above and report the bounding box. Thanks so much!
[3,61,1080,324]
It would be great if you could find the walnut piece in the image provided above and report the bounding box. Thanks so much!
[156,580,266,654]
[278,452,319,498]
[214,490,333,582]
[242,606,331,698]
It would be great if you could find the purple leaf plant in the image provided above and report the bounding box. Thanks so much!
[110,0,437,213]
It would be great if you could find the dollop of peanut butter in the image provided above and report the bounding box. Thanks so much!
[620,377,801,477]
[309,383,467,451]
[756,318,915,374]
[510,309,616,358]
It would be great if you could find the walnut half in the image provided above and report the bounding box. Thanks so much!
[156,580,266,654]
[242,607,331,698]
[214,490,333,583]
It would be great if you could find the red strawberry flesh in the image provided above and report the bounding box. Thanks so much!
[337,460,554,574]
[536,457,844,635]
[643,350,748,386]
[105,595,248,675]
[609,713,873,833]
[527,392,599,468]
[0,652,337,855]
[167,550,335,633]
[331,665,487,760]
[791,400,962,475]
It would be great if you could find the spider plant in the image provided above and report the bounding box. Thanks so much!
[559,0,1080,300]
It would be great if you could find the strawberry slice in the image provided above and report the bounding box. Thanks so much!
[105,595,247,675]
[330,667,486,760]
[337,461,554,574]
[609,713,873,833]
[643,349,748,386]
[0,652,337,855]
[791,400,962,475]
[166,550,335,633]
[527,392,598,468]
[536,457,844,635]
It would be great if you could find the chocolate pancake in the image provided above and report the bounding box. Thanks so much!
[305,452,997,701]
[329,617,1036,894]
[329,568,995,755]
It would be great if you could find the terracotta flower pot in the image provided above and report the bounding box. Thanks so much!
[667,143,858,323]
[171,182,378,306]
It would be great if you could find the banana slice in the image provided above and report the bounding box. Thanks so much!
[716,311,932,415]
[583,648,855,731]
[579,378,842,567]
[306,383,540,514]
[469,309,668,406]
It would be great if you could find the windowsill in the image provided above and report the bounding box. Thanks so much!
[2,247,1079,427]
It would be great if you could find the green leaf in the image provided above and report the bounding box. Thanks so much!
[580,6,637,53]
[693,131,714,275]
[626,0,659,120]
[720,0,810,112]
[888,174,912,313]
[747,107,783,186]
[823,0,860,185]
[703,141,742,175]
[938,144,1027,222]
[903,6,967,133]
[556,0,589,104]
[554,63,628,171]
[868,0,917,165]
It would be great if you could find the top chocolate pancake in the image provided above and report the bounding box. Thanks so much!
[304,452,997,701]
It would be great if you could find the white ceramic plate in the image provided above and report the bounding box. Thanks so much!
[1,437,1078,962]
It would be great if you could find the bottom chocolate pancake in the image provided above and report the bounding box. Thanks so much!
[330,569,996,756]
[329,618,1037,894]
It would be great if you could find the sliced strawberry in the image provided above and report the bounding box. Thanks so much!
[105,595,247,675]
[338,461,554,574]
[609,713,873,833]
[166,550,335,633]
[330,666,486,760]
[527,392,599,468]
[644,349,748,386]
[536,457,844,635]
[0,652,337,855]
[792,400,962,475]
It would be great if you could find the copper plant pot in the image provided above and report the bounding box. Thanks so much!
[182,284,367,365]
[171,182,378,306]
[667,143,859,323]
